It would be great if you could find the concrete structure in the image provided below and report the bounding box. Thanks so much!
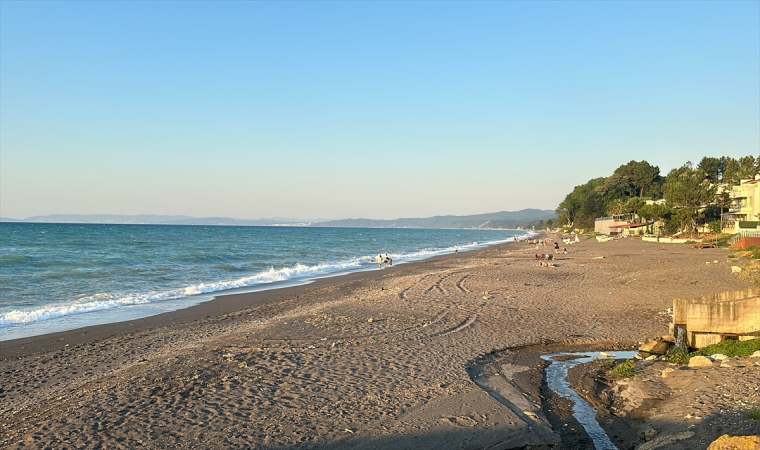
[609,222,647,237]
[671,289,760,349]
[594,214,635,235]
[722,175,760,232]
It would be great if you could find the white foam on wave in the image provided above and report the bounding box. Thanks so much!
[0,233,528,328]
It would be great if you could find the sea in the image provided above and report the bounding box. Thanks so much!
[0,223,528,341]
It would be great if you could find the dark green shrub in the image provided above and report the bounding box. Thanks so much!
[666,347,691,365]
[612,360,636,378]
[700,339,760,357]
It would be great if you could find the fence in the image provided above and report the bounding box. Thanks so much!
[728,230,760,247]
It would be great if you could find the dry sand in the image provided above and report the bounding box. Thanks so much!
[0,235,756,449]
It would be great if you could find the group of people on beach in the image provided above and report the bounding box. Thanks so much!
[376,253,392,269]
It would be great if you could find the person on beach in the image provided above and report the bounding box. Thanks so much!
[384,253,392,267]
[554,242,560,252]
[455,245,458,254]
[376,254,383,269]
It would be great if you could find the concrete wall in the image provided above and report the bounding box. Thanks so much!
[673,289,760,348]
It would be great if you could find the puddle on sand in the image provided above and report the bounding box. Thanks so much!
[540,351,638,450]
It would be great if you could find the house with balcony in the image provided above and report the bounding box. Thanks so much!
[722,175,760,232]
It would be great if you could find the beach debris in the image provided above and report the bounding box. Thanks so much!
[367,318,373,323]
[482,291,490,299]
[661,368,675,378]
[308,345,315,349]
[688,355,714,368]
[732,266,742,273]
[343,429,354,433]
[222,353,235,360]
[639,339,669,355]
[599,352,616,358]
[592,256,605,259]
[708,435,760,450]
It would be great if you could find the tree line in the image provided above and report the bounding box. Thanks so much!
[555,156,760,233]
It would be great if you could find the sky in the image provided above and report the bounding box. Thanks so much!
[1,1,758,221]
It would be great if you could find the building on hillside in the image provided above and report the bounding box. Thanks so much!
[722,175,760,232]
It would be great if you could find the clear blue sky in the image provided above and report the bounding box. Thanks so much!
[2,1,758,220]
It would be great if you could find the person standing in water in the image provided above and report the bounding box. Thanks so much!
[376,254,383,269]
[455,245,458,254]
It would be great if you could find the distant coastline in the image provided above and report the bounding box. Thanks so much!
[0,208,556,229]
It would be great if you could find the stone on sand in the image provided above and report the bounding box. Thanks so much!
[639,339,670,355]
[688,355,714,368]
[707,434,760,450]
[661,368,675,378]
[710,353,729,361]
[751,350,760,358]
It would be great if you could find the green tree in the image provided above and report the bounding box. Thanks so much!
[663,166,716,232]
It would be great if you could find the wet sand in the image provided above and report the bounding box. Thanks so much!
[0,236,753,449]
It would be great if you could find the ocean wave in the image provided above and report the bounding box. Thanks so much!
[0,234,527,328]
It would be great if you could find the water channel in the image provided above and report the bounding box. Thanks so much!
[541,351,638,450]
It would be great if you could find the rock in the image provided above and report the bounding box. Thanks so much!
[645,355,658,361]
[639,339,670,355]
[710,353,729,361]
[688,355,714,368]
[600,352,616,358]
[751,350,760,358]
[720,362,732,368]
[707,434,760,450]
[642,426,658,441]
[661,368,675,378]
[658,334,676,343]
[732,266,742,273]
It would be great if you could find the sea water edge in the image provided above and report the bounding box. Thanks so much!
[0,223,530,341]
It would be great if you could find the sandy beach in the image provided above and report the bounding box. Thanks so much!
[1,236,757,449]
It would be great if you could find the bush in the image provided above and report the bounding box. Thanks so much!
[612,360,637,378]
[700,338,760,357]
[666,347,691,365]
[747,407,760,420]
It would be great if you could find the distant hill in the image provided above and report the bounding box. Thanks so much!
[1,209,556,229]
[312,209,556,229]
[0,214,314,226]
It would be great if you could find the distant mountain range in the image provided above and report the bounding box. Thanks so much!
[312,209,556,229]
[0,214,318,226]
[0,209,556,229]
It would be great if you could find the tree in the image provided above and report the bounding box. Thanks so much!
[698,157,728,183]
[607,160,662,198]
[624,197,646,218]
[663,166,716,232]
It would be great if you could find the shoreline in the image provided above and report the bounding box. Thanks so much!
[0,241,508,360]
[2,235,754,449]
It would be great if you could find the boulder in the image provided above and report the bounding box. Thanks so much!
[751,350,760,358]
[710,353,729,361]
[688,355,714,368]
[707,434,760,450]
[639,339,670,355]
[658,334,676,343]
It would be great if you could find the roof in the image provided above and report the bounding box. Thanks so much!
[609,223,647,229]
